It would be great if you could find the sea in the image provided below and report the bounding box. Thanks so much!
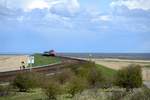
[0,53,150,60]
[57,53,150,60]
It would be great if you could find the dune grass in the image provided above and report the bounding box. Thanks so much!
[0,89,45,100]
[144,65,150,68]
[31,54,61,67]
[96,64,117,78]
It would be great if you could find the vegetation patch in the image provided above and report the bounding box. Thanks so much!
[115,64,143,90]
[96,64,117,79]
[144,65,150,68]
[0,62,148,100]
[32,54,61,67]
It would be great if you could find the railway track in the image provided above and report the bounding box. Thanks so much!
[0,56,88,82]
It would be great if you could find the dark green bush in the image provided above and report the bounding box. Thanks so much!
[0,85,9,96]
[66,77,88,98]
[13,72,39,92]
[77,62,105,88]
[55,69,75,84]
[43,81,61,100]
[87,67,104,88]
[115,64,142,90]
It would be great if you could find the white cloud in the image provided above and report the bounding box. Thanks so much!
[99,15,112,21]
[1,0,80,13]
[67,0,80,14]
[92,15,112,22]
[111,0,150,10]
[25,0,49,12]
[49,0,80,16]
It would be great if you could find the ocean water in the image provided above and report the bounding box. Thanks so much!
[1,53,150,60]
[57,53,150,60]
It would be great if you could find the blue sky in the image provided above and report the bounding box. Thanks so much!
[0,0,150,53]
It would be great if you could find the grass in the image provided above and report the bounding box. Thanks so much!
[31,54,61,67]
[144,65,150,68]
[0,89,46,100]
[96,64,117,78]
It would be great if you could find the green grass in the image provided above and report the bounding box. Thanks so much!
[144,65,150,68]
[96,64,117,78]
[31,54,61,67]
[0,89,46,100]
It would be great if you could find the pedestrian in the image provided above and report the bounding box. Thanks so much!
[21,61,25,70]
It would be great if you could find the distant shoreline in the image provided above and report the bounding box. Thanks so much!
[1,53,150,60]
[57,53,150,60]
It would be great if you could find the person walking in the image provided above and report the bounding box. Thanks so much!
[21,61,25,70]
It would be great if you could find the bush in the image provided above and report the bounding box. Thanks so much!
[115,64,142,90]
[77,62,104,88]
[13,72,39,92]
[66,77,88,98]
[87,67,104,88]
[43,81,61,100]
[55,69,75,84]
[130,87,150,100]
[0,85,10,96]
[107,90,127,100]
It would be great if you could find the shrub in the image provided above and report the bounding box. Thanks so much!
[66,77,88,98]
[55,69,75,84]
[87,67,104,88]
[0,85,10,96]
[107,90,127,100]
[130,87,150,100]
[115,64,142,90]
[77,62,104,88]
[43,81,61,100]
[13,72,39,92]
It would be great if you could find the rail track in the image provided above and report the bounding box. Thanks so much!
[0,56,88,82]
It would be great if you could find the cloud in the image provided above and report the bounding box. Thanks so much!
[25,0,49,12]
[50,0,80,16]
[1,0,80,15]
[92,15,112,22]
[111,0,150,11]
[0,0,80,27]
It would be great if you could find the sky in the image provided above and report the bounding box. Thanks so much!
[0,0,150,53]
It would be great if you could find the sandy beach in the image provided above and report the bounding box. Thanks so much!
[0,55,29,72]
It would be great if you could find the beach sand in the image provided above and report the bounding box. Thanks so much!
[0,55,29,72]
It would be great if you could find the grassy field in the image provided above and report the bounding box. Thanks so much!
[32,54,62,67]
[96,64,117,79]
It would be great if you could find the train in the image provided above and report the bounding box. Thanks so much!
[43,50,56,56]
